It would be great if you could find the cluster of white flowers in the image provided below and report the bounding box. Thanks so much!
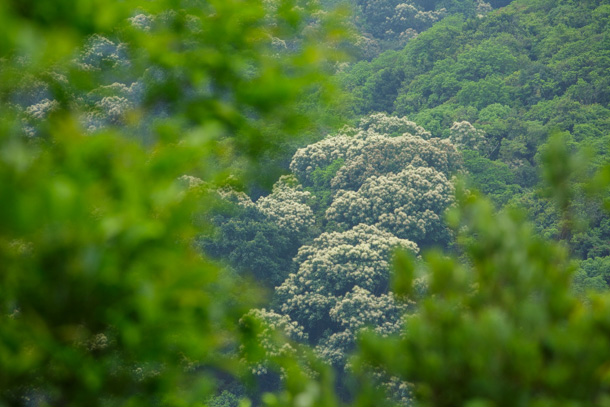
[216,186,256,209]
[315,329,359,367]
[129,14,153,31]
[255,175,315,237]
[378,374,413,406]
[290,135,353,184]
[264,114,462,377]
[450,121,488,153]
[276,224,417,331]
[77,34,130,72]
[81,95,135,132]
[357,112,431,138]
[332,133,459,191]
[92,81,145,105]
[476,0,493,17]
[392,4,446,29]
[313,286,413,367]
[24,98,59,121]
[290,113,460,192]
[329,286,411,331]
[97,96,134,124]
[327,166,455,243]
[80,81,146,133]
[177,175,205,189]
[246,308,308,342]
[14,79,61,137]
[240,308,307,376]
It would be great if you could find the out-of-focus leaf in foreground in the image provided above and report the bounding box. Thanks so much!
[0,1,349,406]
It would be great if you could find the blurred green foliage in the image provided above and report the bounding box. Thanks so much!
[0,116,247,407]
[0,0,349,406]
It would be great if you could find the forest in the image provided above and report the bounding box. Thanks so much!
[2,0,610,406]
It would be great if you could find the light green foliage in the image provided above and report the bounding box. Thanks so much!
[462,150,521,206]
[341,0,610,189]
[0,126,244,406]
[574,257,610,295]
[339,0,610,262]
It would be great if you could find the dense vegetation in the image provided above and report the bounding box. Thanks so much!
[3,0,610,406]
[340,0,610,263]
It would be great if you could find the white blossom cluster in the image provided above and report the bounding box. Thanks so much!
[77,34,130,72]
[80,95,135,132]
[377,373,413,406]
[357,112,431,138]
[476,0,493,17]
[331,133,459,192]
[255,175,315,237]
[240,308,307,376]
[129,14,154,31]
[290,134,353,185]
[290,113,461,192]
[216,186,256,208]
[329,286,411,331]
[21,98,60,137]
[93,81,146,105]
[81,81,147,133]
[327,165,455,243]
[314,286,413,367]
[177,175,205,189]
[24,98,59,121]
[450,120,488,153]
[98,96,134,124]
[314,330,354,367]
[262,115,462,375]
[246,308,308,342]
[275,224,417,331]
[387,5,446,36]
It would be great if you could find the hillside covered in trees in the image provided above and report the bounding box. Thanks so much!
[3,0,610,407]
[338,0,610,275]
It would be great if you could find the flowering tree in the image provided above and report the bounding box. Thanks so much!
[289,113,460,245]
[450,120,489,153]
[255,175,316,239]
[291,113,460,193]
[326,165,455,246]
[273,224,418,364]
